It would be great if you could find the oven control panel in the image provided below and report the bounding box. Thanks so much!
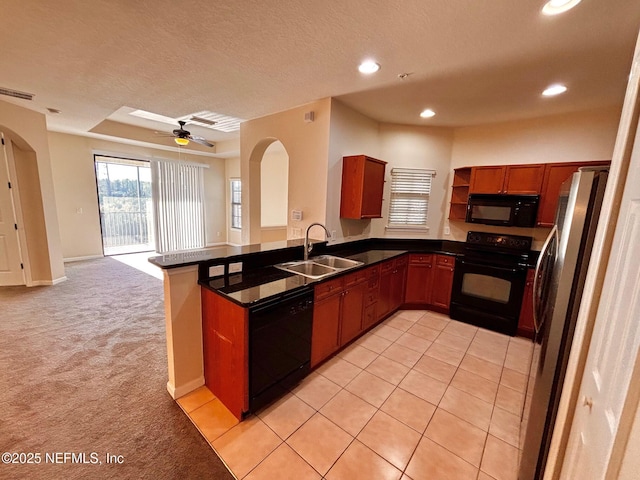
[466,231,532,252]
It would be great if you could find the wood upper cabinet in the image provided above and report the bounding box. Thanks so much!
[202,287,248,420]
[518,269,535,339]
[340,155,387,219]
[469,164,544,195]
[536,161,610,227]
[449,167,471,220]
[431,255,455,312]
[405,254,434,304]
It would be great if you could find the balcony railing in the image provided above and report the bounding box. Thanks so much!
[100,210,154,252]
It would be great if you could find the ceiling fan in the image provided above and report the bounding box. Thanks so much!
[156,120,214,147]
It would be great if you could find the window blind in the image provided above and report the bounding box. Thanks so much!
[150,160,206,253]
[388,168,435,227]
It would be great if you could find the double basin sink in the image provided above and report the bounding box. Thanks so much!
[275,255,363,280]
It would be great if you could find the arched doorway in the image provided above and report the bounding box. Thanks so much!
[260,141,289,242]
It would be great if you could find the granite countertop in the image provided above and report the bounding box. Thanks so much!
[199,249,409,307]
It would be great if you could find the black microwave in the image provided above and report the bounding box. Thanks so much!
[466,194,539,227]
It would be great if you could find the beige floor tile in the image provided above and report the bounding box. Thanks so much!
[467,341,508,366]
[495,384,524,416]
[394,332,432,354]
[373,324,404,342]
[478,472,497,480]
[189,398,239,443]
[439,386,494,431]
[508,336,533,355]
[450,368,499,404]
[292,372,341,410]
[366,355,411,385]
[442,320,478,339]
[481,435,519,480]
[326,440,402,480]
[459,354,503,384]
[405,437,479,480]
[398,310,429,321]
[398,370,448,405]
[286,413,353,476]
[474,329,510,349]
[212,416,282,479]
[338,343,378,368]
[384,315,416,332]
[320,389,377,436]
[434,331,473,352]
[316,356,363,387]
[425,341,465,366]
[380,388,437,434]
[357,332,393,353]
[257,393,315,440]
[489,406,520,448]
[244,443,321,480]
[345,370,396,407]
[357,411,422,470]
[177,385,215,413]
[381,343,423,368]
[407,323,441,341]
[425,408,488,467]
[417,313,450,331]
[412,355,457,384]
[500,367,527,392]
[503,349,531,375]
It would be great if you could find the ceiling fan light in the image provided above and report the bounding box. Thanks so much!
[174,137,189,146]
[542,0,582,16]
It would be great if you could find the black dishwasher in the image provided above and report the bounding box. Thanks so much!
[248,287,314,412]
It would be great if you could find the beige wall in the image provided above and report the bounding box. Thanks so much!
[47,131,228,259]
[260,142,288,228]
[240,98,331,244]
[0,100,65,284]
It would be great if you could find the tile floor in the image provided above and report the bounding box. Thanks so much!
[178,309,533,480]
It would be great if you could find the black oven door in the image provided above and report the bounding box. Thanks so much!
[450,257,527,336]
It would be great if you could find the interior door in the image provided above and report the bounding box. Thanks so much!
[0,133,25,286]
[560,35,640,480]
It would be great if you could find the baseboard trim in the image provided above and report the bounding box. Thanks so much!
[167,376,205,400]
[29,276,68,286]
[64,254,103,263]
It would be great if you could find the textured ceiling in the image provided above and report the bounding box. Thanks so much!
[0,0,638,148]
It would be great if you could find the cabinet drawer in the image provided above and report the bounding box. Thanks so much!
[315,277,344,301]
[396,255,408,267]
[344,268,368,287]
[365,288,378,306]
[409,254,433,265]
[436,255,455,267]
[381,260,395,274]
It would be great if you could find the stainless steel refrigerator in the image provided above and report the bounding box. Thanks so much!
[518,166,609,479]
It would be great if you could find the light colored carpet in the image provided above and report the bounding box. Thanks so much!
[0,258,233,479]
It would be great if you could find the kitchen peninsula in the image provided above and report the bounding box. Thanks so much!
[149,236,537,420]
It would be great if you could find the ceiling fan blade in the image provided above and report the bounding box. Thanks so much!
[189,136,214,147]
[154,131,174,137]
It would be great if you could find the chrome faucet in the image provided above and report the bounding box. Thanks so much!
[304,223,331,260]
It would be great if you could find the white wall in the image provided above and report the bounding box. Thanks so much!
[260,142,288,227]
[47,132,228,259]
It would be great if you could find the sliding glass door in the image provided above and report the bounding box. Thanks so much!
[95,156,154,256]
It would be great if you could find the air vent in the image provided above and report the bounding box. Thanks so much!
[0,87,34,101]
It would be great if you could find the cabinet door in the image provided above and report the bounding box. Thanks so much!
[469,166,506,194]
[391,259,407,311]
[361,159,386,218]
[378,262,395,319]
[340,281,367,345]
[430,255,455,312]
[311,293,342,367]
[404,255,434,304]
[504,164,545,194]
[537,163,582,227]
[518,269,535,338]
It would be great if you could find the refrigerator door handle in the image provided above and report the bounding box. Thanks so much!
[533,225,558,334]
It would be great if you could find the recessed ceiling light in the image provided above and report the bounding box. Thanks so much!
[420,109,436,118]
[542,84,568,96]
[542,0,582,16]
[358,60,381,74]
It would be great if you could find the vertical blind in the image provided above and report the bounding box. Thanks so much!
[150,160,206,253]
[388,168,435,227]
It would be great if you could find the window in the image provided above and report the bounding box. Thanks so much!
[387,167,435,229]
[231,179,241,229]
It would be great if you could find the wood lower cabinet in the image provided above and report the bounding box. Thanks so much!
[202,287,248,420]
[362,265,380,330]
[340,280,367,345]
[405,254,434,304]
[518,269,535,339]
[378,256,407,320]
[431,255,455,312]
